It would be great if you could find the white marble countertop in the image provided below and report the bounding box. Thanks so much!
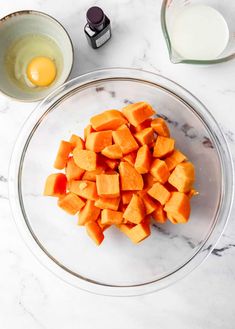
[0,0,235,328]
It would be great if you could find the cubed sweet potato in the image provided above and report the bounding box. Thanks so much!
[119,161,144,191]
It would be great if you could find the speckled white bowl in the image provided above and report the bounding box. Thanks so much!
[0,10,74,101]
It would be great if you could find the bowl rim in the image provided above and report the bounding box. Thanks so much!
[0,9,74,102]
[8,68,234,296]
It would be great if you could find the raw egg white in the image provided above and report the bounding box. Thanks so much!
[5,34,63,91]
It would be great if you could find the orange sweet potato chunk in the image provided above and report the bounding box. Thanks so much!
[84,124,94,140]
[138,190,157,215]
[134,145,151,174]
[121,191,134,204]
[153,136,175,158]
[152,203,167,223]
[119,162,144,191]
[66,157,85,180]
[90,110,127,131]
[96,173,120,198]
[112,125,139,155]
[168,162,195,193]
[122,102,155,127]
[85,130,113,152]
[122,152,137,166]
[82,165,106,181]
[150,159,170,184]
[165,149,187,171]
[78,200,101,225]
[164,192,190,223]
[58,192,85,215]
[127,221,151,244]
[69,180,98,200]
[101,209,123,225]
[101,144,123,159]
[134,128,155,146]
[44,173,67,197]
[131,118,152,133]
[103,158,119,170]
[69,134,85,150]
[95,197,120,211]
[85,221,104,245]
[147,182,171,205]
[123,194,146,224]
[73,149,97,171]
[151,118,170,137]
[54,141,73,170]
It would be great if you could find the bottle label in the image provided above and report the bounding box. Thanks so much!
[96,30,111,47]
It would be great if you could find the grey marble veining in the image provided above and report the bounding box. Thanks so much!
[0,0,235,328]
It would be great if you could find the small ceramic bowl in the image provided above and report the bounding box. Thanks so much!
[0,10,74,101]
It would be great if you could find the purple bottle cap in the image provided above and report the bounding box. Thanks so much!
[86,6,105,29]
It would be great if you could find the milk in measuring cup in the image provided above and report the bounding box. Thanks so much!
[170,5,229,60]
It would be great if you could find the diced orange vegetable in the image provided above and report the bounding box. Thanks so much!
[125,221,151,243]
[90,110,127,131]
[66,157,85,180]
[123,194,146,224]
[153,136,175,158]
[58,193,85,215]
[69,134,85,150]
[97,218,110,231]
[103,158,119,170]
[44,173,67,197]
[134,128,154,146]
[168,162,195,193]
[112,125,139,154]
[78,200,101,225]
[121,191,134,204]
[119,162,144,191]
[131,118,152,133]
[73,149,97,171]
[150,159,170,184]
[101,144,123,159]
[151,118,170,137]
[69,180,98,200]
[45,103,196,245]
[152,203,167,223]
[143,173,155,189]
[96,173,120,198]
[84,124,94,140]
[54,141,72,170]
[95,197,120,210]
[101,209,123,225]
[122,152,137,166]
[167,213,178,224]
[122,102,155,127]
[85,221,104,245]
[134,145,151,174]
[164,192,190,223]
[117,223,134,238]
[85,130,112,152]
[138,190,157,215]
[147,182,171,205]
[82,165,106,181]
[165,149,187,171]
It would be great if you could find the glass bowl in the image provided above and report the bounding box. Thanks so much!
[161,0,235,64]
[9,68,234,296]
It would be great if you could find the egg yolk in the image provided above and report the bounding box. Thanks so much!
[26,56,57,87]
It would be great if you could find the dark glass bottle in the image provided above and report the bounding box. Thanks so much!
[84,6,111,49]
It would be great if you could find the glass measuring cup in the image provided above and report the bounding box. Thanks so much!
[161,0,235,64]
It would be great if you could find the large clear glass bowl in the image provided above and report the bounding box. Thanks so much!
[9,68,234,296]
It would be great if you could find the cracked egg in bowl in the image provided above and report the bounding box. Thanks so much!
[0,10,74,101]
